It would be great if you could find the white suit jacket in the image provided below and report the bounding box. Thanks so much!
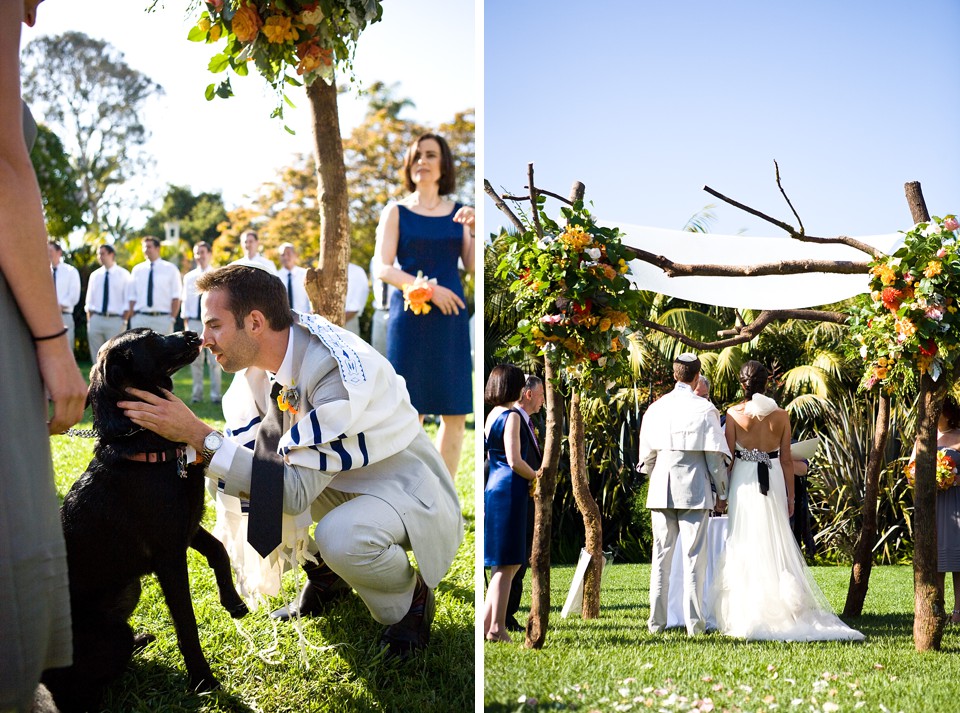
[213,314,463,590]
[639,382,730,510]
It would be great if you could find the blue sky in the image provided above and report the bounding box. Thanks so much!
[483,1,960,239]
[24,0,475,211]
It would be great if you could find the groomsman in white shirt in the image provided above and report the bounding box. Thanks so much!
[345,263,370,336]
[84,243,131,362]
[233,230,277,274]
[181,241,221,404]
[277,242,311,313]
[127,236,182,334]
[48,240,80,353]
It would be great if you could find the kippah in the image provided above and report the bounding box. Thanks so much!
[676,352,698,363]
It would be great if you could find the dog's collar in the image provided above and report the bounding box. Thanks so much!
[123,447,189,478]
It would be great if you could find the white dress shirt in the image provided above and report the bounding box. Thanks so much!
[84,264,131,316]
[51,261,80,312]
[277,265,311,314]
[127,258,182,314]
[345,263,370,314]
[181,265,214,325]
[233,255,277,275]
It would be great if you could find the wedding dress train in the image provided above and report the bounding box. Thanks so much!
[709,446,864,642]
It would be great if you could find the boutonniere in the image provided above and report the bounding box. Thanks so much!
[277,383,300,415]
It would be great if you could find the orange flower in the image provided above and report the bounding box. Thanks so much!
[262,14,298,44]
[402,271,436,315]
[232,3,263,42]
[924,260,943,278]
[598,317,612,332]
[296,42,332,74]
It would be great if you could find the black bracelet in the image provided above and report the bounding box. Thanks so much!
[33,326,68,342]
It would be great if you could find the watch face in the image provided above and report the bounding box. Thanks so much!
[205,431,223,450]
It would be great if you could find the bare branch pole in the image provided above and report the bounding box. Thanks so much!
[702,184,884,258]
[623,246,870,278]
[774,160,805,235]
[640,309,847,350]
[528,163,542,238]
[483,179,525,233]
[502,188,576,206]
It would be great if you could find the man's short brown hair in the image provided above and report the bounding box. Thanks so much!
[673,354,701,384]
[196,264,294,331]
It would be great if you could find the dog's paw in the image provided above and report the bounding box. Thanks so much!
[190,673,220,694]
[225,601,249,619]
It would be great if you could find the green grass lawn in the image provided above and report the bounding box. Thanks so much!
[484,564,960,712]
[50,363,476,712]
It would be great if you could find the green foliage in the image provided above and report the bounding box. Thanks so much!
[495,200,645,398]
[187,0,384,119]
[485,564,960,712]
[140,185,229,248]
[29,125,84,238]
[21,32,164,238]
[50,365,474,711]
[849,215,960,394]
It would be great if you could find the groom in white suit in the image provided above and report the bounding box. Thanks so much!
[638,353,730,635]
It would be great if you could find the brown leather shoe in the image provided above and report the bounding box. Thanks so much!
[271,561,351,620]
[379,573,435,659]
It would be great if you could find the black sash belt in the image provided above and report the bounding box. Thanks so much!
[735,449,779,496]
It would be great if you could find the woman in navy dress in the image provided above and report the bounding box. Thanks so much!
[482,364,539,642]
[374,133,475,479]
[934,398,960,623]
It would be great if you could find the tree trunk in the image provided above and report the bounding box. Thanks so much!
[569,391,604,618]
[843,394,889,617]
[914,374,948,650]
[303,77,348,324]
[903,180,948,651]
[525,354,563,649]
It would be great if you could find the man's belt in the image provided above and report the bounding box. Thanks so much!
[137,310,169,316]
[94,312,124,318]
[61,308,73,314]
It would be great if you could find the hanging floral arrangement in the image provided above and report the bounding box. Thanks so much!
[189,0,383,117]
[495,200,642,397]
[848,215,960,394]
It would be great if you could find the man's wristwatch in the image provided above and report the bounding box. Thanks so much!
[200,430,224,467]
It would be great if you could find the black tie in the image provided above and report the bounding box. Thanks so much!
[195,292,202,321]
[101,270,110,315]
[287,271,294,308]
[146,262,154,308]
[248,382,285,558]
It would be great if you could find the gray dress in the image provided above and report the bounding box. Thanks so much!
[0,102,72,711]
[936,447,960,572]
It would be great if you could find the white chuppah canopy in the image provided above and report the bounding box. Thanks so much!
[606,222,905,310]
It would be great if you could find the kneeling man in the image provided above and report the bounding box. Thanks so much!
[120,264,463,657]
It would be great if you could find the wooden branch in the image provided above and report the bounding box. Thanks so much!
[774,160,805,235]
[483,179,525,233]
[640,308,848,350]
[702,184,883,258]
[502,188,575,206]
[623,244,870,277]
[528,163,542,238]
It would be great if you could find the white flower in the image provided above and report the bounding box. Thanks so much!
[860,344,868,358]
[922,221,943,237]
[585,247,602,260]
[299,7,325,24]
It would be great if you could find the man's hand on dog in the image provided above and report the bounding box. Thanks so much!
[119,387,213,451]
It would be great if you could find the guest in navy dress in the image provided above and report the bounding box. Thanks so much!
[374,133,475,479]
[935,397,960,623]
[482,364,539,643]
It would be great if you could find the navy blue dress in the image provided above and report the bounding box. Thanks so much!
[387,204,472,415]
[937,447,960,572]
[484,408,535,566]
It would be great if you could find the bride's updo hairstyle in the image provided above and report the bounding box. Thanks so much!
[739,360,769,401]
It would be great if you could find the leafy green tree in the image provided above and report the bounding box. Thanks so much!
[140,185,229,246]
[29,125,84,239]
[20,32,163,238]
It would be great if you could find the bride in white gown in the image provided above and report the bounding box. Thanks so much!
[709,361,864,642]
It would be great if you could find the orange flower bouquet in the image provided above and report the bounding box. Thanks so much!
[402,272,437,315]
[904,450,957,490]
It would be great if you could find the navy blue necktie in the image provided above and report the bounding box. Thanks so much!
[101,270,110,315]
[146,262,154,308]
[248,382,285,558]
[287,271,294,308]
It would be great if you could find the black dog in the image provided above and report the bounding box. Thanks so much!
[43,329,247,712]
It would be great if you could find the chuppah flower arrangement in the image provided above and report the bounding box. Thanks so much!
[188,0,383,117]
[848,215,960,395]
[904,449,957,490]
[495,200,642,397]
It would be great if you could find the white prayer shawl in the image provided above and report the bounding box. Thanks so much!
[605,222,905,310]
[212,313,425,605]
